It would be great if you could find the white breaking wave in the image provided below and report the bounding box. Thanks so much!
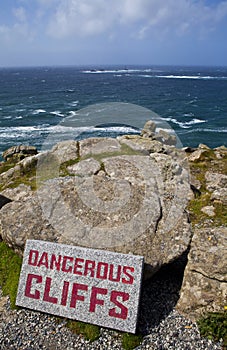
[50,111,65,117]
[154,75,227,80]
[163,117,206,128]
[67,111,79,117]
[32,109,46,115]
[83,68,160,74]
[68,101,79,107]
[179,128,227,133]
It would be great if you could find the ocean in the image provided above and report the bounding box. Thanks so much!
[0,65,226,159]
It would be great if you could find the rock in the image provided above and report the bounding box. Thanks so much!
[0,195,56,253]
[67,158,100,176]
[0,143,191,277]
[201,205,215,217]
[1,184,32,202]
[214,145,227,159]
[117,135,164,154]
[2,145,37,161]
[211,189,227,205]
[205,172,227,191]
[198,143,210,150]
[50,140,79,163]
[205,172,227,205]
[153,129,177,146]
[140,120,156,138]
[188,149,206,162]
[177,227,227,320]
[79,137,121,158]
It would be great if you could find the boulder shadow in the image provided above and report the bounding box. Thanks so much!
[137,250,189,335]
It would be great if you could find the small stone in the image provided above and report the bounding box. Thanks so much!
[188,149,206,161]
[201,205,215,217]
[198,143,210,150]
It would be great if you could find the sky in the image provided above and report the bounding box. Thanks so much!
[0,0,227,67]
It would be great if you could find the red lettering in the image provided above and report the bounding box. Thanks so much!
[96,262,108,279]
[122,266,134,284]
[50,254,62,271]
[73,258,84,275]
[43,277,58,304]
[28,250,39,266]
[109,291,129,319]
[84,260,96,277]
[109,264,121,282]
[61,281,70,306]
[25,273,42,299]
[62,256,74,273]
[70,283,88,308]
[89,287,107,312]
[37,252,49,268]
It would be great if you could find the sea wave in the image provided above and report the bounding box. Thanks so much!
[83,68,160,74]
[50,111,65,117]
[154,75,227,80]
[179,127,227,133]
[163,117,206,128]
[68,101,79,107]
[32,109,46,115]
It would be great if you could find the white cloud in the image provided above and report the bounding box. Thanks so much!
[1,0,227,45]
[43,0,227,40]
[13,7,27,22]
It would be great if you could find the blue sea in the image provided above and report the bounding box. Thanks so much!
[0,65,226,158]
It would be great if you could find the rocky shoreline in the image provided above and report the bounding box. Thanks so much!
[0,121,226,349]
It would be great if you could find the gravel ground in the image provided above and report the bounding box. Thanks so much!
[0,257,224,350]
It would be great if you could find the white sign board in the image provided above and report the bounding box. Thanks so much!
[16,240,144,333]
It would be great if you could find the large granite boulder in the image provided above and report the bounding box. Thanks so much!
[0,135,192,277]
[177,227,227,320]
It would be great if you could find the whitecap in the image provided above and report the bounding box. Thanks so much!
[162,117,206,128]
[50,111,65,117]
[67,111,79,117]
[68,101,79,107]
[32,109,46,115]
[155,75,227,80]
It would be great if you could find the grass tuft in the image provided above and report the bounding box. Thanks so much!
[66,320,100,341]
[198,312,227,347]
[0,242,22,308]
[121,332,143,350]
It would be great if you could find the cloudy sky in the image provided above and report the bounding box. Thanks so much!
[0,0,227,67]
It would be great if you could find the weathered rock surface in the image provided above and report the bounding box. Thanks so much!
[2,145,37,161]
[140,120,156,138]
[153,129,177,146]
[1,184,32,201]
[117,135,164,154]
[188,149,207,162]
[177,227,227,320]
[205,171,227,205]
[0,135,191,278]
